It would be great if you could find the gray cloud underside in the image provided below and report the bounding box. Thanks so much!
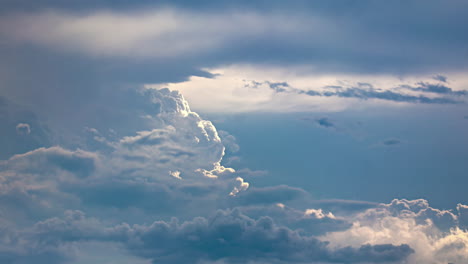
[1,0,468,75]
[0,209,414,264]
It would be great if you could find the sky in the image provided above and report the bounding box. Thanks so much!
[0,1,468,263]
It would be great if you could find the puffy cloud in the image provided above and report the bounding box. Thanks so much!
[321,199,468,264]
[0,88,252,226]
[0,209,414,264]
[229,177,249,196]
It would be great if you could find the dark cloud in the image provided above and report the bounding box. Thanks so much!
[126,210,414,264]
[433,74,448,83]
[319,87,461,104]
[239,204,351,236]
[316,117,335,128]
[245,80,456,107]
[267,81,291,93]
[243,80,291,93]
[1,0,468,76]
[410,82,466,96]
[3,209,413,264]
[252,78,465,105]
[276,81,467,104]
[382,138,401,146]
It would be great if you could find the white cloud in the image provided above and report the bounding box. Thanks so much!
[321,199,468,264]
[0,9,326,58]
[229,177,249,196]
[147,65,468,113]
[304,208,335,219]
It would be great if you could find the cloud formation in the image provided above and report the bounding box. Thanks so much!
[153,65,468,113]
[0,85,468,263]
[0,209,414,264]
[1,2,468,263]
[1,1,467,74]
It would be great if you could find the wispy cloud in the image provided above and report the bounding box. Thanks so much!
[151,65,468,113]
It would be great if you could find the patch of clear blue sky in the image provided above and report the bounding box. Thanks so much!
[206,105,468,209]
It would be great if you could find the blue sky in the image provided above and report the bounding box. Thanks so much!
[1,1,468,264]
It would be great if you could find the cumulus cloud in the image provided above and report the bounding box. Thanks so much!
[0,209,415,264]
[322,199,468,264]
[0,88,250,225]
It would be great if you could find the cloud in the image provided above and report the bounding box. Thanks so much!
[316,117,335,128]
[151,65,468,113]
[237,204,351,236]
[316,87,461,104]
[0,87,254,225]
[382,138,401,146]
[15,122,30,135]
[218,130,240,153]
[408,82,467,96]
[1,2,468,74]
[0,9,315,59]
[322,199,468,264]
[0,209,414,264]
[233,185,308,206]
[0,72,467,264]
[433,75,448,83]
